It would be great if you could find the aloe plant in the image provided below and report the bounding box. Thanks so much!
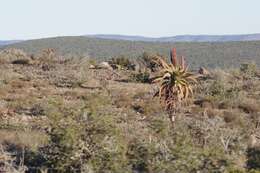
[153,48,198,122]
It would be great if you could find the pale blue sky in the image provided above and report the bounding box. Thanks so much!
[1,0,260,40]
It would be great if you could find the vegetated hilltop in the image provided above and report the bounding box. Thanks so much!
[2,36,260,69]
[0,40,22,47]
[2,33,260,47]
[88,33,260,42]
[0,48,260,172]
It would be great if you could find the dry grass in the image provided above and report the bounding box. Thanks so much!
[0,145,27,173]
[132,98,163,116]
[222,110,245,126]
[0,130,48,151]
[238,99,260,114]
[205,108,222,119]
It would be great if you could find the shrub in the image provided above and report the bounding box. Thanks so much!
[238,99,260,114]
[83,112,129,173]
[247,147,260,171]
[89,59,97,66]
[222,110,244,127]
[206,75,241,102]
[208,80,226,97]
[0,145,27,173]
[150,136,232,173]
[240,63,257,78]
[132,98,163,117]
[126,139,151,173]
[0,49,28,64]
[137,52,161,72]
[41,94,129,172]
[194,97,216,109]
[130,71,150,83]
[112,92,133,109]
[35,48,60,71]
[110,56,135,70]
[11,59,30,65]
[43,111,86,173]
[147,117,168,134]
[206,108,220,119]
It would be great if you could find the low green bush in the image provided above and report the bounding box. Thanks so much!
[240,63,257,78]
[247,147,260,171]
[130,71,150,83]
[110,56,135,70]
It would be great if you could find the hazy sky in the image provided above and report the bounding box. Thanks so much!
[1,0,260,40]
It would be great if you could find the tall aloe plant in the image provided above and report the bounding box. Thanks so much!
[153,48,198,122]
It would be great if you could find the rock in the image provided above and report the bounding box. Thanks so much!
[248,134,260,147]
[89,64,96,69]
[99,62,113,70]
[19,115,32,122]
[134,62,141,72]
[199,67,210,75]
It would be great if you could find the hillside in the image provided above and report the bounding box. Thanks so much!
[0,49,260,172]
[87,33,260,42]
[2,36,260,69]
[0,40,21,47]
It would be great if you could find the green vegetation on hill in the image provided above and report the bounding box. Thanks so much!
[2,36,260,69]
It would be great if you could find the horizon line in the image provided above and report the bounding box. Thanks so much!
[1,32,260,41]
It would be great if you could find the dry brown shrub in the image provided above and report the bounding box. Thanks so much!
[218,101,234,109]
[0,130,48,151]
[239,99,260,114]
[131,98,162,116]
[222,110,245,128]
[189,106,205,115]
[0,145,27,173]
[194,98,216,109]
[0,49,28,62]
[206,108,221,119]
[112,92,133,108]
[8,80,28,89]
